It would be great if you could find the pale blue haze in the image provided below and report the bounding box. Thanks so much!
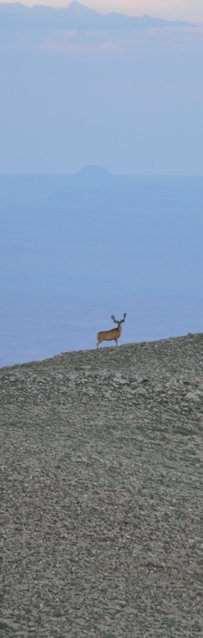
[0,3,202,365]
[0,2,202,175]
[0,173,202,366]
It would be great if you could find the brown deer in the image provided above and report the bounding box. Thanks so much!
[96,313,127,348]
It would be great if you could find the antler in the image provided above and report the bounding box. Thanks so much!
[111,313,127,324]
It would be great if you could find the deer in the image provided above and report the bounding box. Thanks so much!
[96,313,127,348]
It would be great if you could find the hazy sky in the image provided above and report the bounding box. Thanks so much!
[1,0,203,22]
[0,1,203,175]
[0,3,202,362]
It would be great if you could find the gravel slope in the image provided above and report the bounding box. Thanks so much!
[1,333,203,637]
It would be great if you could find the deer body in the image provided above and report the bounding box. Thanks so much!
[97,313,126,348]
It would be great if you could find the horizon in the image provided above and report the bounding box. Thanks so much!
[0,174,203,367]
[0,169,203,177]
[0,2,202,367]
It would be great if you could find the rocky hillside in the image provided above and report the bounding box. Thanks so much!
[1,334,203,637]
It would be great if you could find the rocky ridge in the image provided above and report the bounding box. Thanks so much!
[1,333,203,637]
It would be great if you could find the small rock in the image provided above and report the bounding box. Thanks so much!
[185,392,201,402]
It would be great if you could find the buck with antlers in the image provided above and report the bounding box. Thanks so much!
[96,313,127,348]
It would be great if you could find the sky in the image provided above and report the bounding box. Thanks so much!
[0,1,202,175]
[1,0,203,22]
[0,2,202,362]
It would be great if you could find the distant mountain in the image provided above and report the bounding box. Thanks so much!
[74,165,113,186]
[0,1,194,32]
